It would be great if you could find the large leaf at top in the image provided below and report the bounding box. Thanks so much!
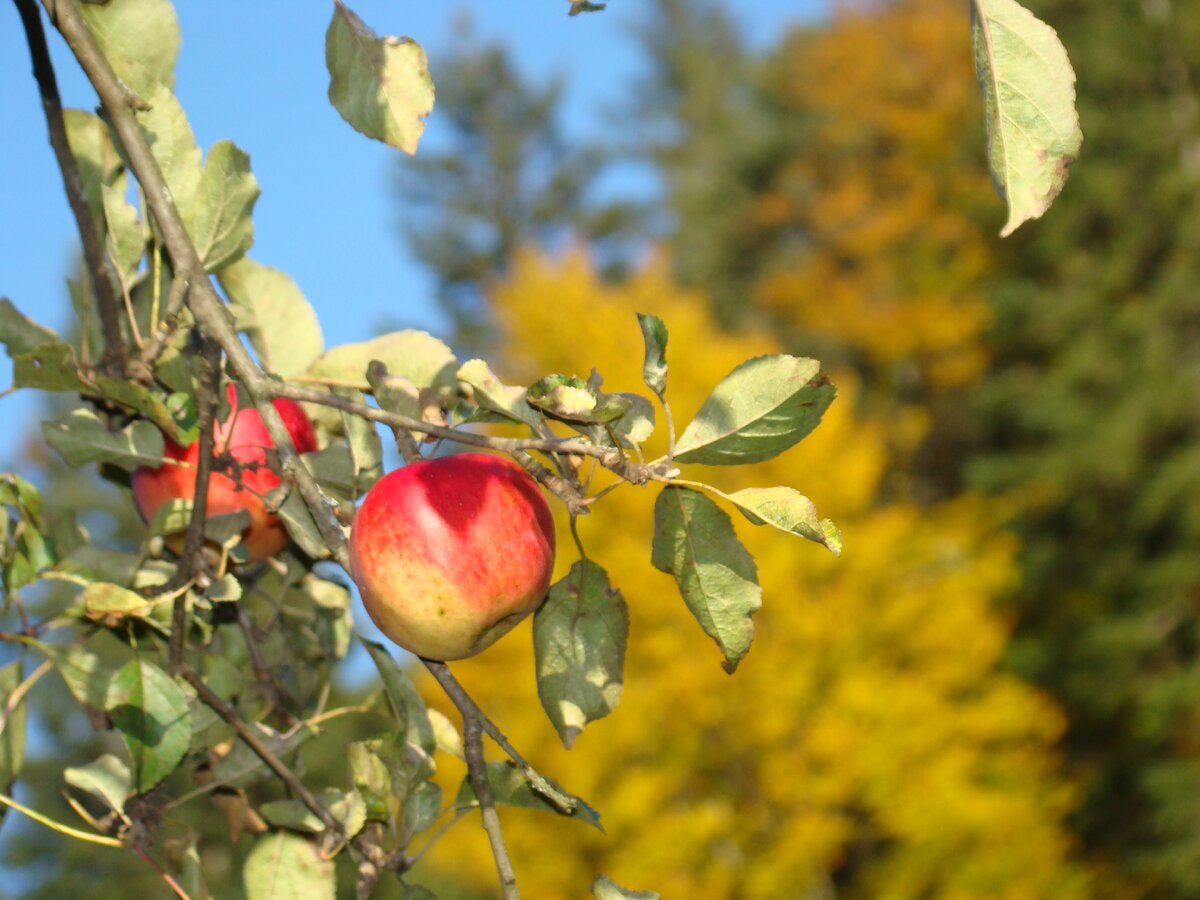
[79,0,180,96]
[725,486,842,556]
[308,329,456,391]
[651,486,761,673]
[105,657,191,793]
[674,355,834,465]
[220,257,324,376]
[325,2,435,154]
[534,560,628,749]
[42,408,164,472]
[187,140,259,271]
[971,0,1082,236]
[243,832,335,900]
[0,298,58,357]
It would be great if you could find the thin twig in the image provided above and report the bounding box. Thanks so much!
[139,273,190,368]
[423,661,533,777]
[132,844,192,900]
[15,0,129,376]
[463,711,520,899]
[237,610,295,725]
[0,658,53,740]
[176,665,341,833]
[167,335,221,670]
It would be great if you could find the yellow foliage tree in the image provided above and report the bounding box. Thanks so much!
[752,0,997,391]
[417,251,1086,898]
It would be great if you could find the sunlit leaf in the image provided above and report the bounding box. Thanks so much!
[308,330,456,391]
[971,0,1082,236]
[534,560,628,748]
[42,408,164,471]
[220,257,324,377]
[188,140,259,271]
[79,0,180,96]
[64,753,132,815]
[527,373,632,425]
[674,355,834,465]
[259,787,366,838]
[270,488,332,560]
[325,2,435,153]
[725,486,842,555]
[456,358,543,429]
[105,657,191,792]
[592,875,661,900]
[651,486,761,673]
[243,831,335,900]
[134,85,202,216]
[426,707,463,760]
[100,181,144,286]
[63,110,122,229]
[636,313,668,396]
[82,582,156,628]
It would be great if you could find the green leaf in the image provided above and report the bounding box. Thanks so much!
[211,723,316,790]
[63,110,122,229]
[569,1,608,14]
[636,313,668,396]
[674,355,834,466]
[534,560,628,749]
[361,638,436,759]
[725,486,842,555]
[651,486,761,673]
[454,761,603,831]
[40,630,136,709]
[54,545,140,587]
[0,297,59,357]
[243,832,335,900]
[270,488,331,560]
[527,373,632,425]
[82,581,156,628]
[13,341,195,443]
[325,2,435,154]
[402,779,442,841]
[338,388,383,497]
[100,180,144,285]
[259,787,366,838]
[456,358,543,429]
[592,875,661,900]
[188,140,260,271]
[426,708,463,760]
[105,657,191,793]
[79,0,180,96]
[308,330,456,392]
[64,753,132,814]
[220,257,324,377]
[42,408,164,471]
[365,361,421,421]
[0,662,27,794]
[971,0,1082,236]
[135,85,202,216]
[302,445,357,502]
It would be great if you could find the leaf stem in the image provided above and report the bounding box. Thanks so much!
[0,791,125,847]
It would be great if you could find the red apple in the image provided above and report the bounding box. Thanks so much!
[349,453,556,661]
[132,384,317,562]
